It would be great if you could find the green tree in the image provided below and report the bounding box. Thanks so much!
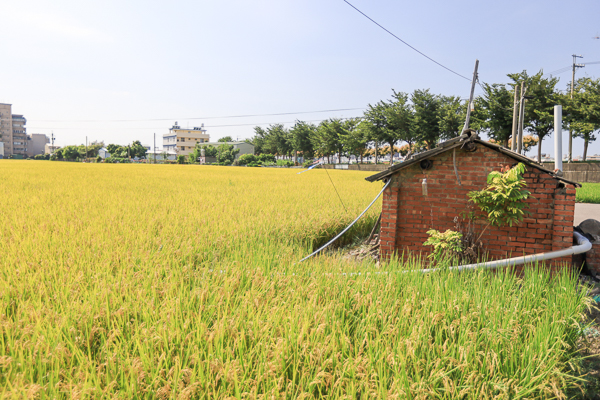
[250,127,269,154]
[385,91,414,164]
[130,141,148,159]
[201,145,218,157]
[477,84,514,147]
[363,102,388,164]
[438,95,465,141]
[341,118,369,163]
[218,136,233,142]
[265,124,292,158]
[508,70,559,161]
[106,144,121,157]
[289,120,316,164]
[61,145,80,161]
[216,144,240,165]
[411,89,441,149]
[188,144,202,164]
[567,77,600,161]
[312,119,344,164]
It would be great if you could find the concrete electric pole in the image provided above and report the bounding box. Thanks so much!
[511,84,520,151]
[517,83,527,154]
[568,54,584,162]
[463,59,479,132]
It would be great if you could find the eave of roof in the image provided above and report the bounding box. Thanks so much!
[365,133,581,188]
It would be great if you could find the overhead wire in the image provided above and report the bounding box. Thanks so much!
[32,107,366,123]
[323,167,348,213]
[27,117,366,131]
[341,0,471,81]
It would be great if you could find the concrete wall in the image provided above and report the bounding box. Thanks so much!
[322,164,388,172]
[379,144,576,269]
[542,162,600,183]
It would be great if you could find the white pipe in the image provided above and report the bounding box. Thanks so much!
[554,105,563,170]
[418,231,592,273]
[299,179,391,263]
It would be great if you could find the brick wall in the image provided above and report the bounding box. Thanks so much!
[586,241,600,275]
[379,144,577,268]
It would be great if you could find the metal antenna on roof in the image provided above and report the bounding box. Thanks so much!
[462,59,479,133]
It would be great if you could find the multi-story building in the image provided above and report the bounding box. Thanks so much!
[11,114,27,157]
[0,104,28,158]
[26,134,50,157]
[0,103,12,156]
[163,122,210,156]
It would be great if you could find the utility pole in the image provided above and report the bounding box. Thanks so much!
[153,133,156,164]
[568,54,584,163]
[85,136,88,162]
[517,83,527,154]
[510,84,520,151]
[463,59,479,132]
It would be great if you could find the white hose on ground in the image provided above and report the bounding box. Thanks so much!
[298,179,391,263]
[418,231,592,273]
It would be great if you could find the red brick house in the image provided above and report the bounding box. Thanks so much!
[365,131,581,266]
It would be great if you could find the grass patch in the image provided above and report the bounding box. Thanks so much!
[577,183,600,204]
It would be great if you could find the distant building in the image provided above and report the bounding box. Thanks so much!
[26,134,50,157]
[163,122,209,156]
[146,149,177,161]
[98,148,111,159]
[0,142,4,159]
[0,104,28,157]
[45,143,61,155]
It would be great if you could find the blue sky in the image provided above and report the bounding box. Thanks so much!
[1,0,599,157]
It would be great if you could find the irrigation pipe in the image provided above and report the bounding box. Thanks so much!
[417,231,592,273]
[298,179,391,263]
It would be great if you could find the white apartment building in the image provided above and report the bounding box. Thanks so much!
[163,122,210,156]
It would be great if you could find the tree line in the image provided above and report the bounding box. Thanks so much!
[49,141,148,162]
[248,71,600,163]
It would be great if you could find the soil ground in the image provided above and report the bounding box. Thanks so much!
[575,203,600,226]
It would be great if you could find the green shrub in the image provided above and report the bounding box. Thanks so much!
[276,159,294,167]
[257,153,276,164]
[177,155,186,164]
[238,154,257,166]
[467,163,531,227]
[423,229,463,261]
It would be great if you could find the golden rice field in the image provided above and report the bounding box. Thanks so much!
[0,161,592,399]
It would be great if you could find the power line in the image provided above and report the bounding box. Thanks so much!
[323,167,348,213]
[546,61,600,77]
[341,0,471,81]
[27,116,366,131]
[31,107,366,123]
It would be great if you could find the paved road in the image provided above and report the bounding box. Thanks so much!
[575,203,600,226]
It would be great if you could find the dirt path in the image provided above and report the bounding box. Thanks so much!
[575,203,600,226]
